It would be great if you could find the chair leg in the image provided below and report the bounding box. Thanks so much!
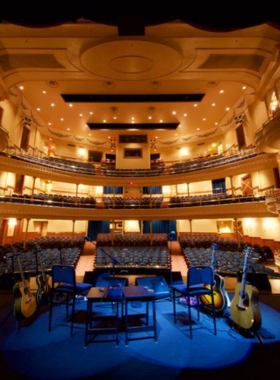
[48,293,53,332]
[211,292,217,335]
[173,288,177,324]
[188,300,192,339]
[71,295,76,336]
[66,294,69,318]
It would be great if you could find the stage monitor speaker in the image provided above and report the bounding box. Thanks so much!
[95,276,128,288]
[83,270,111,286]
[135,276,170,300]
[237,272,271,291]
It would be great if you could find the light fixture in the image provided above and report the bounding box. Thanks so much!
[183,113,187,117]
[150,138,157,150]
[160,120,163,123]
[79,114,83,117]
[148,116,152,120]
[194,104,198,107]
[197,128,200,130]
[37,108,41,111]
[48,122,52,126]
[114,117,117,120]
[203,118,206,121]
[69,104,73,108]
[60,118,64,121]
[51,103,55,107]
[90,112,93,115]
[132,117,135,120]
[88,133,91,136]
[242,86,247,90]
[42,90,46,94]
[67,128,70,131]
[220,90,224,93]
[19,86,24,90]
[103,120,106,123]
[172,111,176,115]
[110,138,116,150]
[215,122,218,125]
[226,107,230,111]
[212,103,216,107]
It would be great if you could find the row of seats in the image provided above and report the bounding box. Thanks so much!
[10,154,95,175]
[7,149,260,178]
[95,246,170,269]
[97,233,168,247]
[169,151,259,175]
[0,247,81,274]
[0,193,97,208]
[169,194,265,207]
[102,196,163,208]
[182,247,280,278]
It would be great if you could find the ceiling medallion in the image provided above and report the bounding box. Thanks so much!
[150,80,161,88]
[109,106,118,114]
[46,80,59,88]
[104,80,115,89]
[147,106,156,114]
[207,81,219,88]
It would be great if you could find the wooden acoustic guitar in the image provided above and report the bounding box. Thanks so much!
[230,246,262,331]
[200,242,230,314]
[12,246,37,321]
[35,242,52,307]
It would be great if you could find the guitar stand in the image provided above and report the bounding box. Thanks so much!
[226,316,264,345]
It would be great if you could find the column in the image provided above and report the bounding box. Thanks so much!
[23,218,30,248]
[140,220,143,235]
[189,219,193,244]
[149,187,152,207]
[187,183,190,201]
[113,186,116,208]
[150,221,153,245]
[72,220,76,237]
[234,218,241,248]
[75,184,79,206]
[31,177,37,201]
[229,176,235,198]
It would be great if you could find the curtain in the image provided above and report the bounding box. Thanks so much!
[151,153,160,160]
[103,186,123,194]
[88,221,110,241]
[143,220,177,239]
[143,186,162,194]
[212,178,226,194]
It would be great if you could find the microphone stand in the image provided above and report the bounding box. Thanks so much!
[167,231,175,286]
[84,237,121,279]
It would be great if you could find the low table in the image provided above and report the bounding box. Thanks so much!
[122,285,157,346]
[85,287,122,347]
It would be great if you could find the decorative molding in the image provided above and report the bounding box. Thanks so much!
[0,202,274,221]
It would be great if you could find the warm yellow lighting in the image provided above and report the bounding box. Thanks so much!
[160,120,163,123]
[69,104,73,107]
[148,116,152,120]
[9,218,17,227]
[197,128,200,130]
[183,114,187,117]
[79,114,83,117]
[103,120,106,123]
[180,147,189,156]
[212,143,217,147]
[242,86,247,90]
[19,86,24,90]
[90,112,93,115]
[60,118,64,121]
[42,91,46,94]
[212,103,216,107]
[67,128,70,131]
[194,104,198,107]
[51,103,55,107]
[203,118,206,121]
[172,111,176,115]
[37,108,41,111]
[226,107,230,111]
[220,90,224,93]
[78,148,86,156]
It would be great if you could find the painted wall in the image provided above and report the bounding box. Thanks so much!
[22,219,87,233]
[116,142,150,169]
[241,217,280,241]
[178,219,218,233]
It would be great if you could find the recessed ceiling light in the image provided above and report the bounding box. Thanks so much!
[49,138,52,141]
[37,108,41,111]
[175,133,178,136]
[131,117,135,120]
[84,124,87,128]
[242,86,247,90]
[197,128,200,130]
[172,111,176,115]
[148,116,152,120]
[48,122,52,126]
[67,128,70,131]
[79,114,83,117]
[203,118,206,121]
[103,120,106,123]
[212,103,216,107]
[132,121,135,124]
[194,104,198,107]
[160,120,163,123]
[88,133,91,136]
[90,112,93,115]
[42,91,46,94]
[226,107,230,111]
[51,103,55,107]
[215,122,218,125]
[108,136,111,139]
[114,117,117,120]
[179,124,182,128]
[155,136,158,139]
[220,90,224,93]
[183,114,187,117]
[19,86,24,90]
[69,104,73,108]
[60,118,64,121]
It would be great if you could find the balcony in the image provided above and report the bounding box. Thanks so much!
[255,109,280,150]
[265,189,280,216]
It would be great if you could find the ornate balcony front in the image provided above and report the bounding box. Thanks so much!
[265,189,280,216]
[255,110,280,151]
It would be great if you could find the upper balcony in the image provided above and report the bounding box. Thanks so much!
[255,109,280,151]
[0,147,278,187]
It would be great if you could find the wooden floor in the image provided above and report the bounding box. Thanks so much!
[75,241,280,294]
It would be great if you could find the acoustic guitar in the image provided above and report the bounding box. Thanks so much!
[35,242,52,307]
[230,246,262,331]
[200,242,230,314]
[12,246,37,321]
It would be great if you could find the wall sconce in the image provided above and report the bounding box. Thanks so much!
[150,138,157,151]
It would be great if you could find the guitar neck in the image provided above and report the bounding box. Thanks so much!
[12,248,27,293]
[239,247,251,304]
